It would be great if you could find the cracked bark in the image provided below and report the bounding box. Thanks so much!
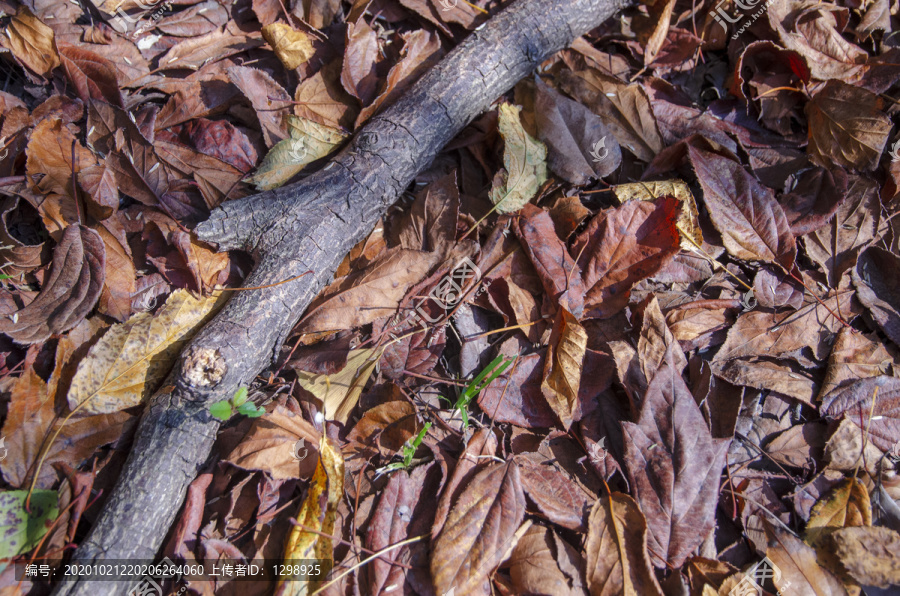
[53,0,632,593]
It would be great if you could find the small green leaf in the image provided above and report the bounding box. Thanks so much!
[209,400,234,421]
[232,386,249,407]
[0,490,59,558]
[237,402,264,417]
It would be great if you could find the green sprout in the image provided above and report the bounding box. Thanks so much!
[375,421,432,477]
[452,355,513,430]
[209,386,265,421]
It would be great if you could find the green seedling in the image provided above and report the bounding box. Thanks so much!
[209,386,265,421]
[453,355,513,430]
[375,421,432,478]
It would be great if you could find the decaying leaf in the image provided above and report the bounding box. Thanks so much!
[225,405,321,480]
[805,478,871,547]
[295,347,384,424]
[67,289,225,415]
[827,526,900,588]
[0,224,105,344]
[0,490,59,559]
[5,7,61,76]
[764,521,849,595]
[584,491,663,596]
[489,103,548,214]
[247,115,348,190]
[610,179,702,251]
[431,461,526,596]
[275,437,343,596]
[541,308,587,430]
[822,376,900,452]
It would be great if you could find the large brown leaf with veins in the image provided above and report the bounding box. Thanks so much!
[0,224,105,344]
[621,350,730,569]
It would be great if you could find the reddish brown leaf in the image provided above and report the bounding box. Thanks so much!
[853,246,900,348]
[622,352,730,568]
[508,524,586,596]
[58,44,123,108]
[479,350,558,428]
[518,458,590,532]
[430,461,526,596]
[224,405,321,480]
[821,376,900,452]
[763,521,849,595]
[341,20,381,105]
[541,308,587,430]
[572,197,681,319]
[688,146,796,269]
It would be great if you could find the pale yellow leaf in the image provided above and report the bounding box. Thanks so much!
[296,347,383,424]
[262,23,315,70]
[611,180,703,251]
[247,115,348,190]
[489,103,548,214]
[67,289,226,415]
[276,436,343,596]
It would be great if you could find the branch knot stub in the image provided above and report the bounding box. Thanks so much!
[182,347,227,389]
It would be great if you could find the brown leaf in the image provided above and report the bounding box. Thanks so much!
[156,27,263,72]
[541,308,587,430]
[805,81,891,171]
[431,461,526,596]
[823,418,884,474]
[0,225,105,344]
[515,204,585,317]
[395,171,459,254]
[227,65,292,148]
[555,69,663,163]
[714,284,859,363]
[688,146,796,269]
[518,458,591,532]
[853,247,900,348]
[622,352,730,568]
[58,44,123,108]
[714,358,818,406]
[78,161,119,221]
[356,29,442,126]
[585,491,663,596]
[509,524,586,596]
[822,376,900,452]
[94,218,136,322]
[0,367,54,488]
[478,350,558,428]
[341,20,381,105]
[225,405,321,480]
[763,521,849,595]
[779,166,847,237]
[609,180,702,251]
[827,526,900,588]
[819,327,895,400]
[804,175,880,287]
[764,422,828,469]
[297,248,439,334]
[156,1,229,37]
[432,428,498,540]
[4,7,60,76]
[572,197,681,319]
[533,76,621,184]
[294,59,358,130]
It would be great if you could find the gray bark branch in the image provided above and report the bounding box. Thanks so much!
[53,0,631,593]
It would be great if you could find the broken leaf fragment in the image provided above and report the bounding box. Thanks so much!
[0,490,59,559]
[262,23,315,70]
[67,289,227,415]
[489,102,548,214]
[611,180,702,251]
[247,115,348,191]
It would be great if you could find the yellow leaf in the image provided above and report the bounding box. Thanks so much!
[806,477,871,546]
[262,23,315,70]
[247,115,348,191]
[5,7,60,76]
[276,436,343,596]
[296,347,383,424]
[67,289,226,415]
[610,179,703,251]
[489,103,548,214]
[541,308,587,430]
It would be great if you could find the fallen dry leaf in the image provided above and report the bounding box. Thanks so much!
[262,23,315,70]
[67,289,225,415]
[541,307,587,430]
[489,103,548,214]
[5,7,60,76]
[225,405,321,480]
[295,347,384,424]
[0,224,105,344]
[827,526,900,588]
